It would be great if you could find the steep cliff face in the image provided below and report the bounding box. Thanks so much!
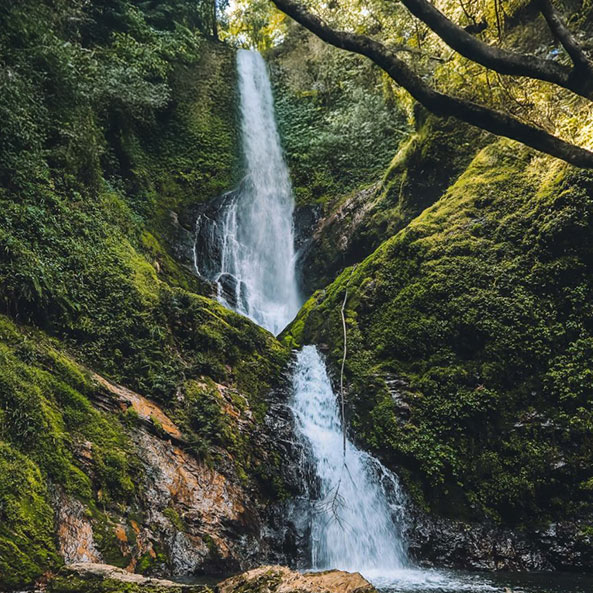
[0,313,297,589]
[0,4,299,589]
[286,140,593,564]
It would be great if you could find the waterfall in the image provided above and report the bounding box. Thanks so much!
[194,49,299,335]
[189,47,560,593]
[291,345,409,575]
[194,47,415,586]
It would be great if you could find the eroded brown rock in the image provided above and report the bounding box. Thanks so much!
[92,373,183,440]
[218,565,377,593]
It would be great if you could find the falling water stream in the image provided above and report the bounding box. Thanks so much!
[192,49,593,593]
[291,346,409,573]
[194,49,299,335]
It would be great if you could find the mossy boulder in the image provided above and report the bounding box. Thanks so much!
[48,563,211,593]
[218,565,376,593]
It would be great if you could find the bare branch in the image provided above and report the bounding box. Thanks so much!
[536,0,593,77]
[395,0,593,99]
[391,44,448,62]
[270,0,593,168]
[340,285,348,456]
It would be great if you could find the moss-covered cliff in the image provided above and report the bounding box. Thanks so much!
[0,2,291,589]
[296,110,489,293]
[286,140,593,535]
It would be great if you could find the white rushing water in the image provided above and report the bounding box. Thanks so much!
[291,345,409,573]
[290,347,508,593]
[194,49,299,335]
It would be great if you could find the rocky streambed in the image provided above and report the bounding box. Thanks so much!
[46,564,377,593]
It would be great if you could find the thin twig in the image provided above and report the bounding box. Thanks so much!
[339,265,357,457]
[340,287,348,456]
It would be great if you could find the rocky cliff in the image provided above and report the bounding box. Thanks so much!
[0,3,300,589]
[285,136,593,568]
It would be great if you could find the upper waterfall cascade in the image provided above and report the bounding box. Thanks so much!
[194,49,299,335]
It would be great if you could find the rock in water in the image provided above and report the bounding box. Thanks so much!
[47,563,211,593]
[218,565,377,593]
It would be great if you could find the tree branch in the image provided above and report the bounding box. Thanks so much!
[395,0,593,99]
[270,0,593,168]
[536,0,593,78]
[339,286,348,456]
[391,44,448,62]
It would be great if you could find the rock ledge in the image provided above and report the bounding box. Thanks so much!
[47,564,376,593]
[48,563,210,593]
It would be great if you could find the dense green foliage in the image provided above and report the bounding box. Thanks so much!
[269,24,408,206]
[0,0,250,397]
[0,1,289,588]
[287,141,593,528]
[3,0,593,584]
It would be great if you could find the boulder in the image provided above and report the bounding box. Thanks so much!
[218,565,377,593]
[47,563,211,593]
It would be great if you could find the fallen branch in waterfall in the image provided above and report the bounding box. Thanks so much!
[340,286,348,457]
[338,264,358,458]
[323,266,358,529]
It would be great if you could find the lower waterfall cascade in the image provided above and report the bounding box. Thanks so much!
[291,345,409,573]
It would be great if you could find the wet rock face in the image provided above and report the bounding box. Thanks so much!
[258,399,318,569]
[293,204,322,253]
[295,185,380,295]
[53,489,101,564]
[218,565,377,593]
[193,192,236,282]
[406,509,593,571]
[51,370,310,579]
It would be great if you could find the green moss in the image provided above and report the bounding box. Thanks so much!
[0,443,61,589]
[163,507,186,532]
[288,142,593,525]
[93,518,131,569]
[0,315,149,584]
[48,572,211,593]
[136,545,170,575]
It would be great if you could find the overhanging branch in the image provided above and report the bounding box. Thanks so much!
[270,0,593,168]
[397,0,565,84]
[396,0,593,99]
[536,0,593,81]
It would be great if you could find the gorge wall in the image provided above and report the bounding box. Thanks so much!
[0,3,302,588]
[2,0,593,589]
[269,16,593,570]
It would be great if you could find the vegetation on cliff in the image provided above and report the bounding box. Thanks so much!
[3,0,593,585]
[0,1,289,588]
[286,140,593,531]
[269,23,408,206]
